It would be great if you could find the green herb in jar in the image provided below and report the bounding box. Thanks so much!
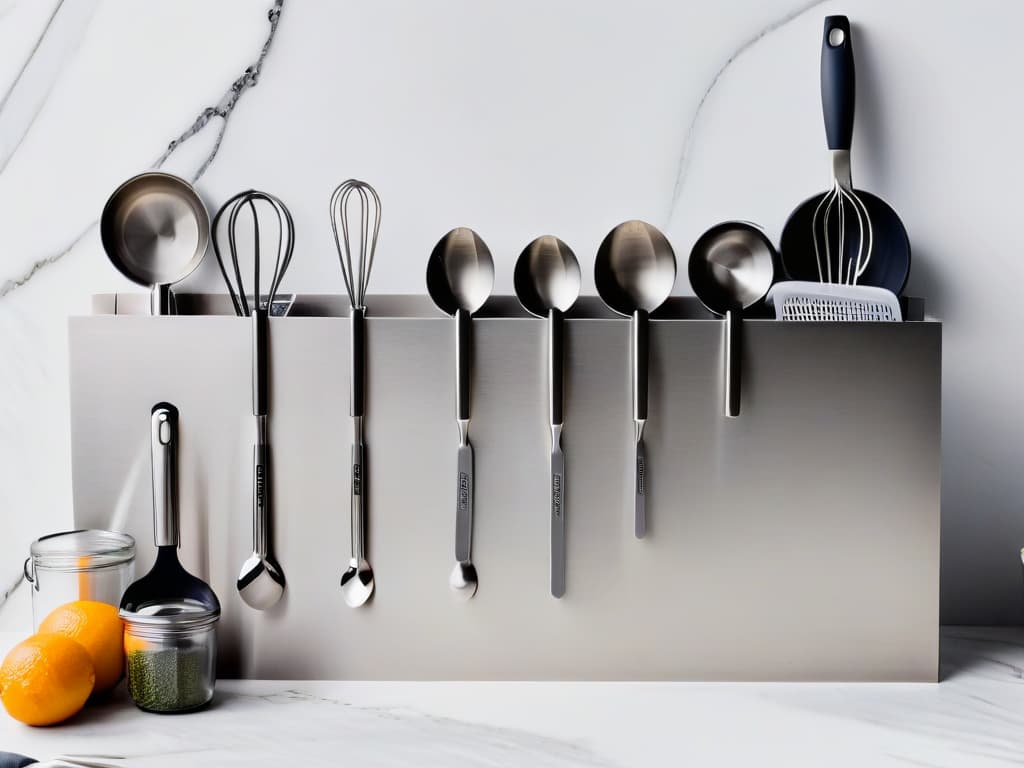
[127,648,210,712]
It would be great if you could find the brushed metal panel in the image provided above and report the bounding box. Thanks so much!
[69,299,940,681]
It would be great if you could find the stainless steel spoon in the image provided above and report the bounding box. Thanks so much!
[688,221,775,418]
[514,235,581,598]
[426,227,494,600]
[594,220,676,539]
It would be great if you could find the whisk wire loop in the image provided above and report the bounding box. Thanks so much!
[212,189,295,317]
[330,179,381,310]
[811,178,875,287]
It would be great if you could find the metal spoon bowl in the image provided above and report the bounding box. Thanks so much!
[340,559,374,607]
[426,227,494,316]
[594,220,676,539]
[688,222,775,313]
[594,220,676,316]
[449,561,478,601]
[514,235,581,317]
[236,553,285,610]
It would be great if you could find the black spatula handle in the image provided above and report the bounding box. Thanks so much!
[821,15,855,151]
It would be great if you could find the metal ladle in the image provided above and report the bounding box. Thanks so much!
[426,227,494,600]
[100,171,209,315]
[594,220,676,539]
[513,235,580,598]
[688,222,775,418]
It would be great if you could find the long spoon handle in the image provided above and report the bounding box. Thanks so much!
[251,306,271,558]
[455,442,474,563]
[253,418,269,558]
[350,307,365,418]
[632,309,648,423]
[456,309,471,421]
[350,307,367,563]
[549,308,566,597]
[550,442,565,598]
[634,435,646,539]
[252,308,268,417]
[724,309,741,418]
[350,438,365,562]
[454,309,474,564]
[632,310,648,538]
[549,309,563,425]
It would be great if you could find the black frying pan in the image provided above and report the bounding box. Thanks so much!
[780,15,910,295]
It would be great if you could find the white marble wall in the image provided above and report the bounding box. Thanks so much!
[0,0,1021,629]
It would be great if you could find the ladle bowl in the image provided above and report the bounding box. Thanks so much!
[688,221,776,418]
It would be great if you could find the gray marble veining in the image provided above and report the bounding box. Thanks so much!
[0,0,285,300]
[154,0,285,181]
[666,0,829,224]
[0,0,94,176]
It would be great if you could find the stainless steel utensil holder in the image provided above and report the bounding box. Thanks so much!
[69,294,940,681]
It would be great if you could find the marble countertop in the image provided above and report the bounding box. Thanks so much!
[0,628,1021,767]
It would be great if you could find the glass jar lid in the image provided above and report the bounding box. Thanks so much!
[120,598,220,636]
[30,529,135,571]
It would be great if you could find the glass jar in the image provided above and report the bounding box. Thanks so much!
[24,529,136,630]
[121,599,219,713]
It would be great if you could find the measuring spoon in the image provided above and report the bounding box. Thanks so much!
[688,222,775,418]
[426,227,494,600]
[514,235,580,598]
[101,172,209,315]
[594,220,676,539]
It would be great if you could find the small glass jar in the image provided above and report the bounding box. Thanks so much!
[24,529,135,629]
[121,599,219,713]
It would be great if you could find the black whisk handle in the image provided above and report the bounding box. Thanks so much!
[253,307,269,417]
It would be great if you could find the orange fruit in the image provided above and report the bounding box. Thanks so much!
[0,634,95,725]
[39,601,124,692]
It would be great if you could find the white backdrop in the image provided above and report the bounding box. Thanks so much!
[0,0,1020,628]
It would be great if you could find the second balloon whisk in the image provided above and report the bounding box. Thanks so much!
[330,179,382,608]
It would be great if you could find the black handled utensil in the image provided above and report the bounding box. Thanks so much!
[212,190,295,611]
[120,404,219,615]
[594,220,676,539]
[426,227,494,600]
[514,235,581,598]
[780,15,910,295]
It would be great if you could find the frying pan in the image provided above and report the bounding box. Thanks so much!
[780,15,910,294]
[689,221,775,418]
[101,171,210,315]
